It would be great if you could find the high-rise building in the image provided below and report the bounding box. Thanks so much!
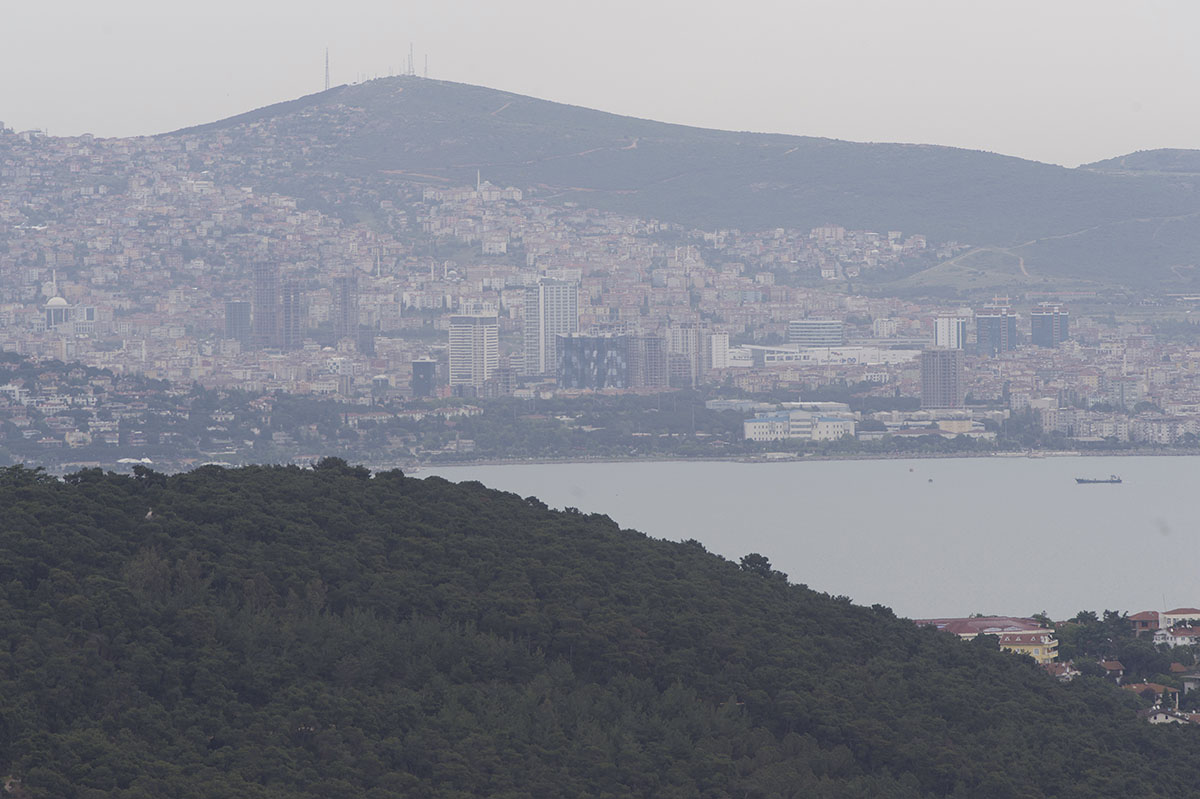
[411,358,437,398]
[666,323,712,388]
[280,279,304,350]
[1030,303,1069,348]
[975,302,1017,356]
[332,273,359,342]
[224,300,252,345]
[627,334,668,388]
[921,348,965,409]
[935,315,968,349]
[523,279,578,375]
[787,319,844,347]
[710,333,730,369]
[252,262,280,349]
[557,334,629,389]
[449,315,499,389]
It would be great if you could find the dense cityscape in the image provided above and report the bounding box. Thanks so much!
[3,113,1200,472]
[10,4,1200,794]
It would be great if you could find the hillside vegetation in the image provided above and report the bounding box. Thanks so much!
[0,461,1196,798]
[170,76,1200,287]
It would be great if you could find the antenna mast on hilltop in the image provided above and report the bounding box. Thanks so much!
[324,48,330,90]
[424,54,428,78]
[408,43,415,76]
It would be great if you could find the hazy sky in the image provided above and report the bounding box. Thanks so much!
[4,1,1197,166]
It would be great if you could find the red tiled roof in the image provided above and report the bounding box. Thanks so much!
[1101,660,1125,671]
[1165,608,1200,615]
[1130,611,1160,621]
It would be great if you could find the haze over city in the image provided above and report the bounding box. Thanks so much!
[9,4,1200,795]
[5,0,1200,166]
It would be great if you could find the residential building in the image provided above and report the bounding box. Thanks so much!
[666,322,711,388]
[523,278,578,376]
[449,314,499,389]
[921,348,964,409]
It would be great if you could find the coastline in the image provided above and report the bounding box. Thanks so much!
[410,447,1200,472]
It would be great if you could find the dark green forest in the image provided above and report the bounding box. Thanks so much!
[0,461,1194,798]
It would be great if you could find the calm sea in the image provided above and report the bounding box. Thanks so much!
[422,455,1200,620]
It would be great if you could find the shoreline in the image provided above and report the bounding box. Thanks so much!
[411,448,1200,471]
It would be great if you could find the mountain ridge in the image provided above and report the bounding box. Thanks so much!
[161,76,1200,288]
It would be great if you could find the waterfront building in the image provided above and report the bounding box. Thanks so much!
[921,347,965,409]
[666,322,712,388]
[627,334,668,388]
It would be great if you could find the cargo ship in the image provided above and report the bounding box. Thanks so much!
[1075,475,1122,484]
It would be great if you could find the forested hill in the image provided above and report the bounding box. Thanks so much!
[165,76,1200,286]
[0,461,1195,798]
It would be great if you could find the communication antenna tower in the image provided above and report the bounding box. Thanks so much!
[424,54,428,78]
[408,43,415,76]
[324,48,330,90]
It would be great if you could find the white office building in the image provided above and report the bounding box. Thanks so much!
[523,279,578,375]
[449,315,499,388]
[935,315,969,349]
[787,319,844,347]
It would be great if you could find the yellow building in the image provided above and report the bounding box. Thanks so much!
[997,631,1059,664]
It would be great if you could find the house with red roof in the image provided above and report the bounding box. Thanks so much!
[1161,608,1200,628]
[1129,610,1160,635]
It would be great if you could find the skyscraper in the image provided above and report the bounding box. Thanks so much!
[523,279,578,375]
[252,261,280,349]
[921,348,965,409]
[332,273,359,342]
[224,300,252,345]
[975,302,1016,356]
[411,358,437,398]
[281,279,304,350]
[449,315,499,389]
[666,322,712,388]
[627,334,668,388]
[1030,303,1069,348]
[934,315,968,349]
